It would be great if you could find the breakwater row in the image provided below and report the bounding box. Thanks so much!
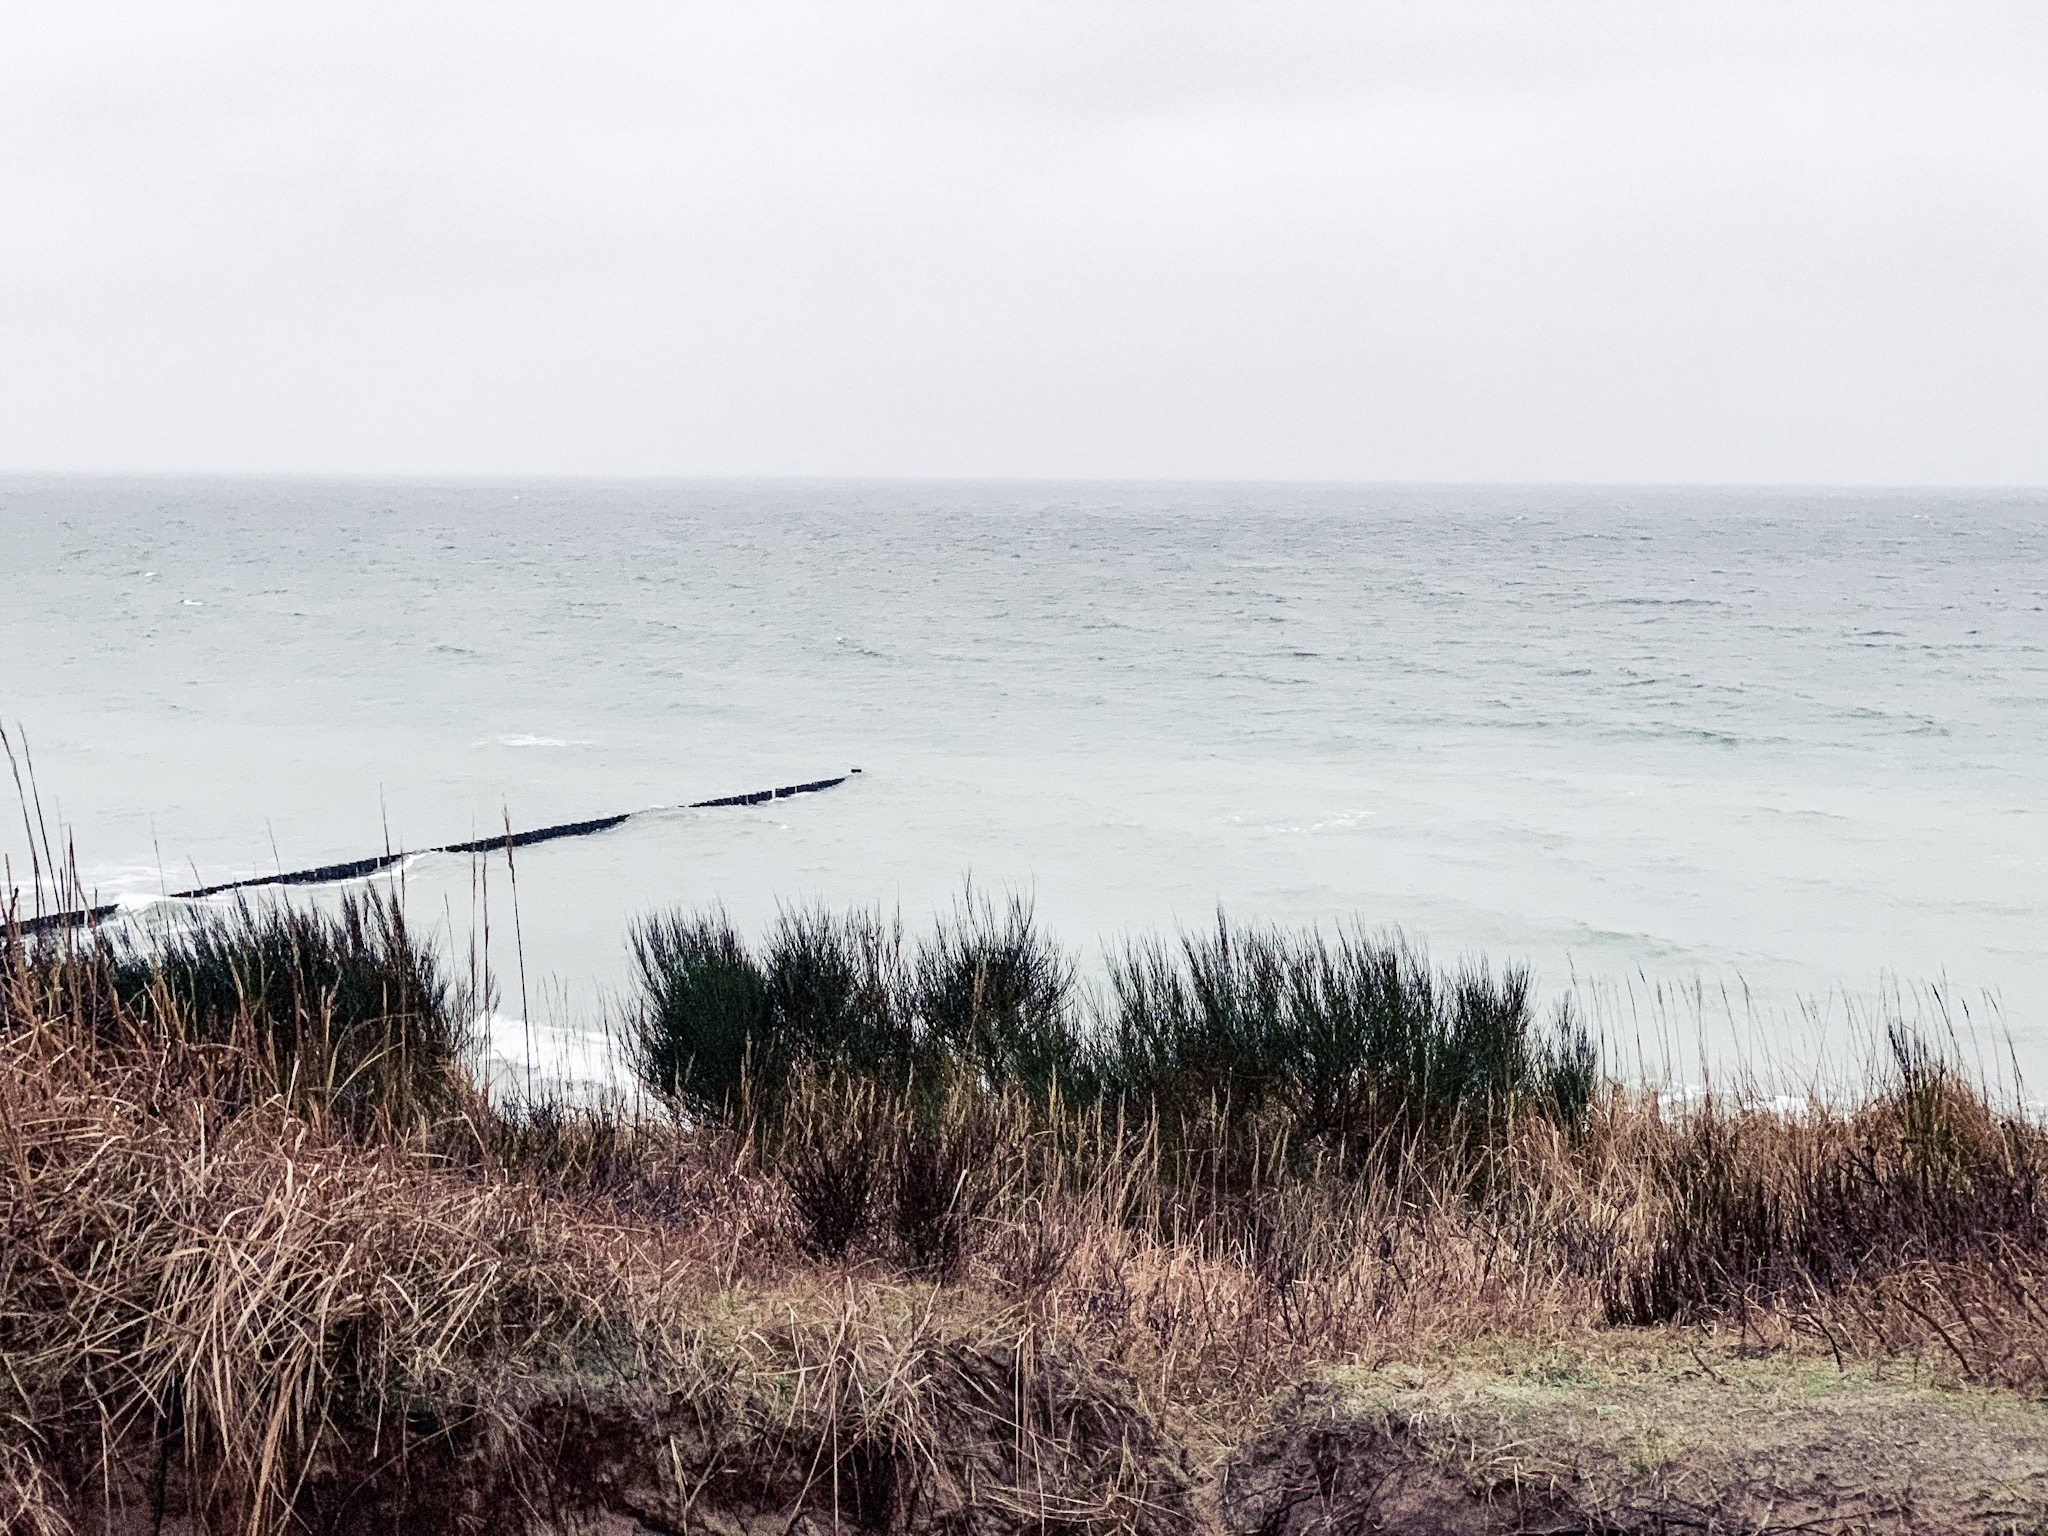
[13,771,855,935]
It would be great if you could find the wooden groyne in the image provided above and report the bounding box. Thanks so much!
[12,772,857,936]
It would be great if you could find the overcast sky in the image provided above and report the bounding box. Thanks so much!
[4,2,2045,483]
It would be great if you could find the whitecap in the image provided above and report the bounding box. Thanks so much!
[480,733,591,748]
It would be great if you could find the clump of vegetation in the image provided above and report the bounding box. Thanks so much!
[909,886,1080,1100]
[108,890,466,1127]
[1605,1022,2048,1329]
[630,906,772,1115]
[2,888,464,1128]
[1091,922,1596,1162]
[630,905,912,1113]
[762,905,914,1082]
[634,891,1079,1119]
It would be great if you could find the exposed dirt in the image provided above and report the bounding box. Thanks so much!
[47,1334,2048,1534]
[510,1339,1199,1536]
[1217,1339,2048,1535]
[73,1334,1199,1536]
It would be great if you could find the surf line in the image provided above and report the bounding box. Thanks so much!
[15,771,859,936]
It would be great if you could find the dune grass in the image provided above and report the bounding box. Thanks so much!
[106,890,467,1128]
[4,890,2047,1534]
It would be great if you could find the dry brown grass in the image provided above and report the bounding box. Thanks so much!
[6,920,2048,1534]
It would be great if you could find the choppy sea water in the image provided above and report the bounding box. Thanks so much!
[4,478,2044,1085]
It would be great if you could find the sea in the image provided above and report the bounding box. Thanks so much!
[5,477,2044,1091]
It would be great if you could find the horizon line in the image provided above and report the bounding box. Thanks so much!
[5,468,2047,494]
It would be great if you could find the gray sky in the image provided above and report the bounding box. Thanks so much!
[4,2,2045,483]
